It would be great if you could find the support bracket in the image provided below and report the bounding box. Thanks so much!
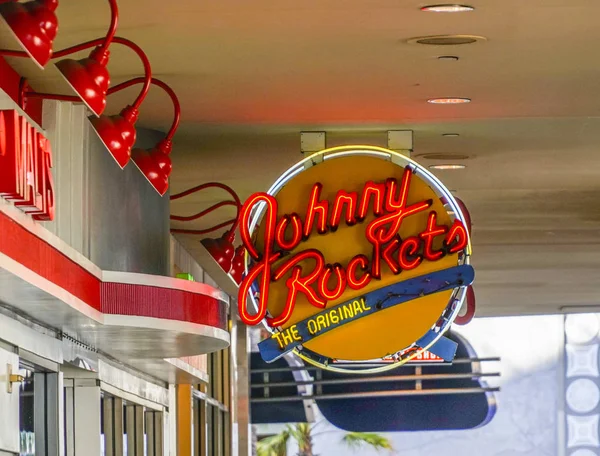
[387,130,414,159]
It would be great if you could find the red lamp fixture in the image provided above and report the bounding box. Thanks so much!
[17,36,152,169]
[0,0,58,68]
[55,45,111,117]
[201,231,236,274]
[89,104,139,168]
[55,0,118,117]
[0,0,122,117]
[170,183,243,278]
[131,140,170,195]
[229,246,246,284]
[84,38,151,168]
[118,78,180,195]
[0,2,151,168]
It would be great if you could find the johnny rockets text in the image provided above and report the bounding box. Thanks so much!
[238,167,469,328]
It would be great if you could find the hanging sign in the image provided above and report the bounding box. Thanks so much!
[0,110,55,221]
[238,145,473,373]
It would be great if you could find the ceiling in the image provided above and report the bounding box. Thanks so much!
[4,0,600,317]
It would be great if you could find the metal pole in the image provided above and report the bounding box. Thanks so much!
[250,372,500,389]
[250,357,501,374]
[250,387,500,403]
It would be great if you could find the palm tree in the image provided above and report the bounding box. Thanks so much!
[342,433,394,452]
[256,423,393,456]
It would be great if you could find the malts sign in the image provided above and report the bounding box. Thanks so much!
[0,110,55,221]
[238,145,473,373]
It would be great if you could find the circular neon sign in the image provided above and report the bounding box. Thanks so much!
[238,145,473,374]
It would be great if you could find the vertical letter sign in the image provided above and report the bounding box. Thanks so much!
[0,110,55,221]
[238,146,473,373]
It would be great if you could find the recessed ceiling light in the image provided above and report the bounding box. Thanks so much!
[421,4,474,13]
[427,97,471,104]
[429,164,466,170]
[438,55,460,61]
[442,133,460,137]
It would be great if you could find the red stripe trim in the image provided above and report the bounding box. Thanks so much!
[0,211,101,309]
[0,210,227,330]
[101,283,227,329]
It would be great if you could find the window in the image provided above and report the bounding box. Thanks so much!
[19,367,34,456]
[18,360,59,456]
[192,348,231,456]
[100,395,124,456]
[100,394,164,456]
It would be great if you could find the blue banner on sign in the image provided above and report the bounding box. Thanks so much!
[258,264,474,363]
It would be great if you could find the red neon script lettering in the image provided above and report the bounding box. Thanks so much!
[304,183,329,237]
[238,193,281,325]
[275,213,303,251]
[238,173,469,327]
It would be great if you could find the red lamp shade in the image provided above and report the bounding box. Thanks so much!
[201,231,236,274]
[0,0,58,68]
[154,150,172,176]
[152,138,173,176]
[131,147,170,196]
[55,46,110,117]
[131,139,172,195]
[89,105,138,169]
[229,246,245,284]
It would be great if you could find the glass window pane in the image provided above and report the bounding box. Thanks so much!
[207,404,214,456]
[19,367,34,456]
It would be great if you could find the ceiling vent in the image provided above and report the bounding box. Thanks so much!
[407,35,486,46]
[416,153,471,160]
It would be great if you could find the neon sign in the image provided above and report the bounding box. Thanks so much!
[239,168,469,327]
[238,146,474,373]
[0,110,55,221]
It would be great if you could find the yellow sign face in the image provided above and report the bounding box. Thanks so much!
[238,146,473,373]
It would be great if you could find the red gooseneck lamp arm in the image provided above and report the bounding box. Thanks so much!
[22,76,178,197]
[170,183,241,234]
[170,183,244,278]
[107,77,179,144]
[19,37,151,114]
[105,77,180,195]
[1,0,121,117]
[101,0,118,53]
[14,36,152,169]
[0,0,117,58]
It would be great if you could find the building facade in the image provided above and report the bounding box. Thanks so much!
[0,61,248,455]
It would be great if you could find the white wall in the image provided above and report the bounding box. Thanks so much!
[0,346,20,454]
[41,101,90,255]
